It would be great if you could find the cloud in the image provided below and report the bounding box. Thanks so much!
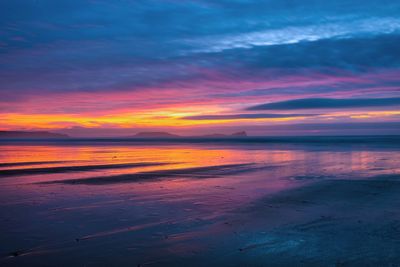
[248,97,400,110]
[1,0,400,99]
[183,113,318,120]
[247,121,400,135]
[252,121,400,135]
[191,18,400,53]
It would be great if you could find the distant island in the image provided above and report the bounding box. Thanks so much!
[0,130,248,139]
[130,131,248,138]
[131,132,181,138]
[0,131,69,139]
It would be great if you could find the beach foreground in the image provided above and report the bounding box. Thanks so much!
[1,139,400,266]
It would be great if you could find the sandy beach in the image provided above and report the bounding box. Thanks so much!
[0,139,400,266]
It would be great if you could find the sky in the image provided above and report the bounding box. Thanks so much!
[0,0,400,136]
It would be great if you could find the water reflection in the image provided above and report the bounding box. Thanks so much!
[0,142,399,266]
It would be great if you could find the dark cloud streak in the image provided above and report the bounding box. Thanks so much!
[183,113,318,120]
[248,97,400,110]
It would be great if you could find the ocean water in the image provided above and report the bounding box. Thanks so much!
[0,140,400,266]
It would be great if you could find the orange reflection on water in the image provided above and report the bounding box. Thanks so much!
[0,143,399,190]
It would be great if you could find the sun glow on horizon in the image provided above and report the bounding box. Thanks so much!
[1,108,399,132]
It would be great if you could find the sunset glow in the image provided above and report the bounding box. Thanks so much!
[1,1,399,136]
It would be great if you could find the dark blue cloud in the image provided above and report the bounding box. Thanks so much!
[184,113,318,120]
[247,122,400,136]
[211,77,400,99]
[2,34,400,97]
[248,97,400,110]
[230,34,400,70]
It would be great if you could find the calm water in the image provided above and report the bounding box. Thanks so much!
[0,141,400,266]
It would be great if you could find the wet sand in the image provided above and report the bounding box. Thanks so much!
[42,163,276,185]
[228,173,400,266]
[0,162,171,178]
[0,140,400,266]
